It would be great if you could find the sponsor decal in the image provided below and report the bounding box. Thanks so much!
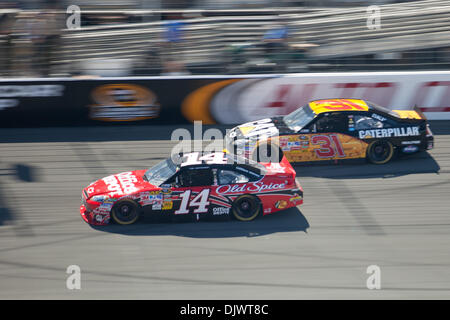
[275,200,288,209]
[103,175,122,195]
[216,181,286,194]
[99,202,113,209]
[290,194,303,202]
[162,201,173,210]
[287,141,302,151]
[0,85,64,98]
[348,116,355,131]
[292,139,309,149]
[164,194,179,201]
[372,113,386,122]
[213,207,230,215]
[358,127,419,139]
[116,172,139,194]
[152,203,162,210]
[265,162,286,173]
[94,207,110,214]
[103,172,139,196]
[402,145,419,153]
[92,211,110,224]
[141,193,163,205]
[401,140,421,145]
[264,208,272,214]
[89,84,160,122]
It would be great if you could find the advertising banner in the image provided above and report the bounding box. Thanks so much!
[181,72,450,124]
[1,71,449,127]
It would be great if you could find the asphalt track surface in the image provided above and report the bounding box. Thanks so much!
[0,121,449,299]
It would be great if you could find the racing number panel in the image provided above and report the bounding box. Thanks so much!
[278,112,368,162]
[280,133,368,162]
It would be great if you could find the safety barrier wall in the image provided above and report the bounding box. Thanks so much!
[1,71,450,127]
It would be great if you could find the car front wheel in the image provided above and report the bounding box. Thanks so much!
[111,199,141,225]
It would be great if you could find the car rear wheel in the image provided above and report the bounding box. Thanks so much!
[366,140,395,164]
[111,199,141,225]
[253,143,283,163]
[231,195,261,221]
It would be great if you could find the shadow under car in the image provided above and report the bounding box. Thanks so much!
[90,207,309,238]
[294,151,440,179]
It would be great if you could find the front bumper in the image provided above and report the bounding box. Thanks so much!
[80,205,109,226]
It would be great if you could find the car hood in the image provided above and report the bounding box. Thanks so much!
[84,170,157,199]
[230,117,294,140]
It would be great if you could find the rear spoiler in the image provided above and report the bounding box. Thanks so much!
[414,105,427,120]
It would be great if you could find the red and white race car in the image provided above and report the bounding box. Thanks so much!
[80,152,303,225]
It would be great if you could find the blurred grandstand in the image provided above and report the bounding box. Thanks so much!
[0,0,449,77]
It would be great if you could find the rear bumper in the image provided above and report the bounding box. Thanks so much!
[426,137,434,150]
[426,132,434,151]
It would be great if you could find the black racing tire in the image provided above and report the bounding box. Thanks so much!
[366,140,395,165]
[252,143,283,163]
[111,199,141,225]
[231,194,261,222]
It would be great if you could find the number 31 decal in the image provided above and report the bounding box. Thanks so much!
[175,189,210,214]
[311,134,345,158]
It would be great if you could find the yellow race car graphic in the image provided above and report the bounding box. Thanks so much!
[309,98,369,113]
[226,99,434,165]
[273,133,367,163]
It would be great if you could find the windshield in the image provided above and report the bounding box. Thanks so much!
[144,158,177,186]
[283,105,316,131]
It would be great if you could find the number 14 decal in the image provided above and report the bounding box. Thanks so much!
[175,189,210,214]
[311,134,345,158]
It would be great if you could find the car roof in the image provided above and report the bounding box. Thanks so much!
[308,99,370,115]
[174,152,266,174]
[307,98,403,118]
